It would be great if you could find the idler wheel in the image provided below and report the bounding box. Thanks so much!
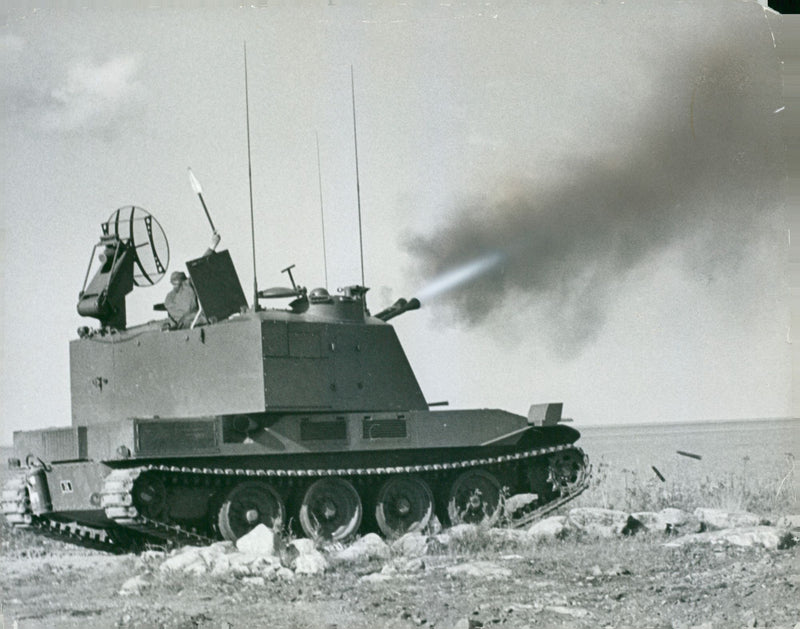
[375,476,434,538]
[447,469,502,526]
[131,475,168,520]
[547,450,587,495]
[299,478,362,542]
[217,481,285,542]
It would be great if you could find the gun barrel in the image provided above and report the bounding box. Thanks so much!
[375,297,421,321]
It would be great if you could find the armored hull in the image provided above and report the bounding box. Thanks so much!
[2,210,590,551]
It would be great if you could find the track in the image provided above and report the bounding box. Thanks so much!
[3,444,590,551]
[100,444,590,546]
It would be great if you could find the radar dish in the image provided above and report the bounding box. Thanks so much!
[103,206,170,286]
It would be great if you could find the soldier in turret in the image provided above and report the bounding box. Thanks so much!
[164,271,198,328]
[164,232,220,328]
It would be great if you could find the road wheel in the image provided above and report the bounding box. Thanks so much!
[131,474,168,520]
[547,450,588,495]
[299,478,362,542]
[375,476,434,538]
[447,469,502,526]
[217,481,284,542]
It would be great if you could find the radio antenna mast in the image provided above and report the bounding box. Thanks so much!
[315,131,329,289]
[244,42,259,310]
[351,65,365,288]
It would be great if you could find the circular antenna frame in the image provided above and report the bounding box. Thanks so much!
[104,206,170,286]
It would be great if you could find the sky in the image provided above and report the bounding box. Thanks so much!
[0,1,793,445]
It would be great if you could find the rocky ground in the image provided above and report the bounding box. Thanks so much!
[1,507,799,629]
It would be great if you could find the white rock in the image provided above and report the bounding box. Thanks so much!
[568,507,646,538]
[241,576,266,587]
[665,525,788,550]
[137,550,167,562]
[568,507,629,534]
[545,605,589,618]
[230,563,256,577]
[251,555,282,575]
[719,526,787,550]
[198,542,235,564]
[447,524,481,539]
[290,538,317,556]
[360,572,394,583]
[445,561,512,579]
[228,552,261,567]
[228,553,260,577]
[236,524,276,556]
[777,514,800,530]
[487,528,527,543]
[433,532,451,547]
[631,508,698,535]
[659,508,691,527]
[276,567,295,580]
[694,508,762,530]
[504,493,538,517]
[527,516,567,539]
[629,511,660,530]
[160,550,204,573]
[210,555,232,576]
[336,533,391,562]
[184,560,208,576]
[280,539,325,575]
[118,573,152,596]
[381,556,425,575]
[583,523,618,538]
[294,550,328,575]
[207,540,236,554]
[391,532,429,558]
[227,553,280,577]
[397,557,425,573]
[173,544,203,555]
[380,562,398,575]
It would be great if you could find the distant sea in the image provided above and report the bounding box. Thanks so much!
[577,417,799,483]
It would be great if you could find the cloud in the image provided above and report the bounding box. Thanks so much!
[39,55,145,136]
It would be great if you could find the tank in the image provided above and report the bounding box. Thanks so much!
[2,202,590,552]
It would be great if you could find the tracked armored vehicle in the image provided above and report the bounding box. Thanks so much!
[2,201,590,552]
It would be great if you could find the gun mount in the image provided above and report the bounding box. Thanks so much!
[375,297,421,322]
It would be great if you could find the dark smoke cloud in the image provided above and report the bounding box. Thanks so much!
[406,23,784,353]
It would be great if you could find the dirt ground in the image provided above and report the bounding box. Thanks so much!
[1,527,799,629]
